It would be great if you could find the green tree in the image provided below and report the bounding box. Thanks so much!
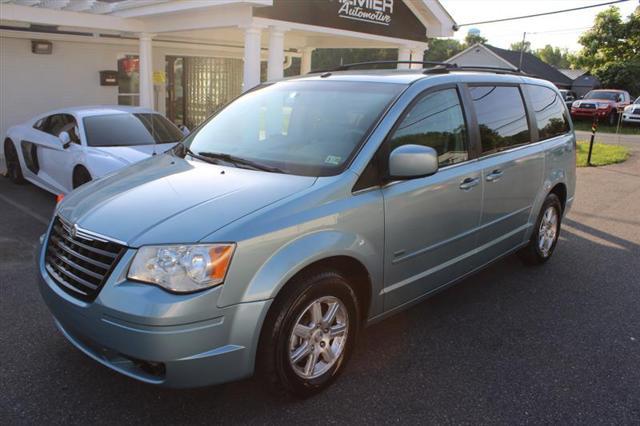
[533,45,571,68]
[425,38,464,62]
[464,31,487,47]
[510,40,532,53]
[310,48,399,71]
[572,6,640,96]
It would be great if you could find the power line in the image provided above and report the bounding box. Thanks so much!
[454,0,631,29]
[527,26,594,35]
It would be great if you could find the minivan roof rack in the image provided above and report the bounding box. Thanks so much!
[424,65,530,76]
[309,60,532,77]
[309,60,452,74]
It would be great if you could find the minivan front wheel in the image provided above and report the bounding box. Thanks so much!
[257,270,359,397]
[519,193,562,265]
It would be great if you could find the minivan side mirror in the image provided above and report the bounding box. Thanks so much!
[58,131,71,148]
[388,144,439,180]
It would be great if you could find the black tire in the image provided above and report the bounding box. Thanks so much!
[607,111,617,126]
[72,166,91,189]
[518,193,563,265]
[257,269,360,398]
[4,140,25,184]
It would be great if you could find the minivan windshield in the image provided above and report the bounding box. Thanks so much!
[84,113,184,147]
[183,80,404,176]
[583,91,620,101]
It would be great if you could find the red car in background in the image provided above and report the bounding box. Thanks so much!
[570,89,632,126]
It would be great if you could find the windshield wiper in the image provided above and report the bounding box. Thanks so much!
[195,151,285,173]
[183,147,220,165]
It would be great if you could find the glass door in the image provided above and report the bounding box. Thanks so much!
[165,56,243,129]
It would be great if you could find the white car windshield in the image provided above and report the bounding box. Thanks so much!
[183,80,404,176]
[83,113,184,147]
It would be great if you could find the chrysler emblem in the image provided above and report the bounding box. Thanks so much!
[70,224,79,239]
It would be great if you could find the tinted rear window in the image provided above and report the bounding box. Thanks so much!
[83,113,183,147]
[526,85,570,140]
[469,86,530,155]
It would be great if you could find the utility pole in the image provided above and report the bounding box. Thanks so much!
[518,32,527,71]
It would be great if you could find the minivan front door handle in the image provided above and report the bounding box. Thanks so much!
[459,177,480,191]
[485,169,504,182]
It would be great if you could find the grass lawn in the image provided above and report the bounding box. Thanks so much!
[573,120,640,135]
[576,141,630,167]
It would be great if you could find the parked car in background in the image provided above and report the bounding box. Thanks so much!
[38,68,575,397]
[621,96,640,125]
[3,106,184,194]
[570,89,632,125]
[559,89,577,107]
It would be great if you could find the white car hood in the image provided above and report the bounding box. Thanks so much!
[91,142,177,164]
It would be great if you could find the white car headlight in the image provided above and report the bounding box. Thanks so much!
[624,104,633,112]
[128,244,235,293]
[597,102,609,109]
[572,101,580,108]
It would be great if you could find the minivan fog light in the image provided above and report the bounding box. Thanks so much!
[128,244,235,293]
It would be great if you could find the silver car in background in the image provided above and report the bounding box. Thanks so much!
[38,67,576,396]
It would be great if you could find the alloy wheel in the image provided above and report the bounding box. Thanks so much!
[288,296,349,380]
[538,206,559,257]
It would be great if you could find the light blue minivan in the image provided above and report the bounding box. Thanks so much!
[38,64,576,396]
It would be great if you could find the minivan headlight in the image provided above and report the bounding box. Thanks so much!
[128,244,235,293]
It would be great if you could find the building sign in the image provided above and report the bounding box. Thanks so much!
[254,0,427,42]
[337,0,394,26]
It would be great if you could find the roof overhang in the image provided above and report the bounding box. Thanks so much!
[1,0,456,44]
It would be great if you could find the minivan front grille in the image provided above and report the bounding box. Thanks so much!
[45,217,125,302]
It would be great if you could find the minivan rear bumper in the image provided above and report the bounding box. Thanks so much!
[37,237,271,388]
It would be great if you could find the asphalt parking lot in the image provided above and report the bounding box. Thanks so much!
[1,139,639,424]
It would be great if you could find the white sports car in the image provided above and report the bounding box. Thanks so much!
[3,106,184,195]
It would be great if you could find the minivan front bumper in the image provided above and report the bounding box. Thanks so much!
[37,236,271,388]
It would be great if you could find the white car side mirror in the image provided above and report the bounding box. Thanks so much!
[178,124,190,136]
[59,131,71,148]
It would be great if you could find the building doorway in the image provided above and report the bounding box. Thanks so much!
[165,56,243,129]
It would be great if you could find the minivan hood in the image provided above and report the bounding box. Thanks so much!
[91,142,177,164]
[58,154,316,246]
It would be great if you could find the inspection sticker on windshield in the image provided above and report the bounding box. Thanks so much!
[325,155,342,165]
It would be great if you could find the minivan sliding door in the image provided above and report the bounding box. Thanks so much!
[467,84,544,262]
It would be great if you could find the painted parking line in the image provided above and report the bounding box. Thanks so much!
[0,193,50,225]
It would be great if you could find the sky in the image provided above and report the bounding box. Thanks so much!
[439,0,639,52]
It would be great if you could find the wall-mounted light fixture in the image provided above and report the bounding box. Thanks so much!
[31,40,53,54]
[99,70,119,86]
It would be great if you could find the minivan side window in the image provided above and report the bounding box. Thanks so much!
[526,85,570,140]
[470,86,530,155]
[389,88,468,167]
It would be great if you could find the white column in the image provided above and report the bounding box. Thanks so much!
[242,26,262,92]
[300,47,315,75]
[138,33,154,109]
[410,48,424,69]
[267,26,287,81]
[397,47,411,69]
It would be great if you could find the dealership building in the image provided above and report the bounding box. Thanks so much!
[0,0,455,137]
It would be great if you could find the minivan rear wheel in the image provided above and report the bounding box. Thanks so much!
[257,270,359,397]
[518,193,562,265]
